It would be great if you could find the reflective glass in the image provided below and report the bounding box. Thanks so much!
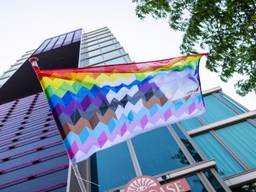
[99,39,116,47]
[132,127,189,176]
[86,44,100,51]
[172,124,203,162]
[33,39,51,55]
[93,142,136,192]
[104,56,128,65]
[186,175,207,192]
[53,34,66,49]
[193,133,244,176]
[73,30,82,42]
[101,44,120,53]
[98,36,113,43]
[103,49,124,60]
[44,37,58,52]
[199,95,237,124]
[63,32,74,46]
[179,118,202,131]
[87,49,101,58]
[216,122,256,169]
[88,56,103,65]
[219,93,248,113]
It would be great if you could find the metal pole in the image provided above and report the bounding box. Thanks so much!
[71,163,88,192]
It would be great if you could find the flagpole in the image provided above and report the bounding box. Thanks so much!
[29,57,88,192]
[71,162,88,192]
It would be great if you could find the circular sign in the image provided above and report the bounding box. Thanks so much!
[125,176,160,192]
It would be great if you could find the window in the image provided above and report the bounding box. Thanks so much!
[103,49,124,60]
[34,39,51,55]
[216,121,256,169]
[87,49,101,58]
[91,142,136,192]
[53,35,66,49]
[88,56,103,65]
[85,44,99,52]
[132,127,189,176]
[44,37,58,52]
[199,95,237,124]
[193,133,244,176]
[63,32,74,46]
[101,44,120,53]
[99,39,116,47]
[104,55,130,65]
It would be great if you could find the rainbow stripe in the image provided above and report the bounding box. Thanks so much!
[33,54,206,163]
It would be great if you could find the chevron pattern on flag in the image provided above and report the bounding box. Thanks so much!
[33,54,206,163]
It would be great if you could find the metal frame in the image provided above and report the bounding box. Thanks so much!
[80,42,120,55]
[214,93,256,127]
[90,53,130,66]
[80,37,117,51]
[80,47,124,62]
[187,111,256,136]
[126,140,142,176]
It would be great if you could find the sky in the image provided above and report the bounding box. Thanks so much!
[0,0,255,110]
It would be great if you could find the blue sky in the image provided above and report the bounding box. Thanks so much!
[0,0,255,109]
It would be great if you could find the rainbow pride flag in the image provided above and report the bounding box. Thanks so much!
[32,54,206,163]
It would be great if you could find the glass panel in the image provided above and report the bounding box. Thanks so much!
[101,44,120,53]
[53,34,66,49]
[33,39,51,55]
[97,36,113,43]
[219,93,248,112]
[87,49,101,58]
[99,39,116,47]
[103,49,124,60]
[79,60,89,67]
[88,56,103,65]
[86,44,100,51]
[186,175,207,192]
[179,118,202,131]
[193,133,244,176]
[216,122,256,169]
[86,32,111,42]
[104,56,128,65]
[63,32,74,46]
[93,142,136,192]
[199,95,237,124]
[86,31,110,39]
[72,30,82,42]
[172,124,203,162]
[44,37,58,52]
[86,40,99,47]
[132,127,189,176]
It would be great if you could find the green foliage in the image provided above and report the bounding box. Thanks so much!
[134,0,256,96]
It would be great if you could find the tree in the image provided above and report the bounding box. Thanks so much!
[133,0,256,96]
